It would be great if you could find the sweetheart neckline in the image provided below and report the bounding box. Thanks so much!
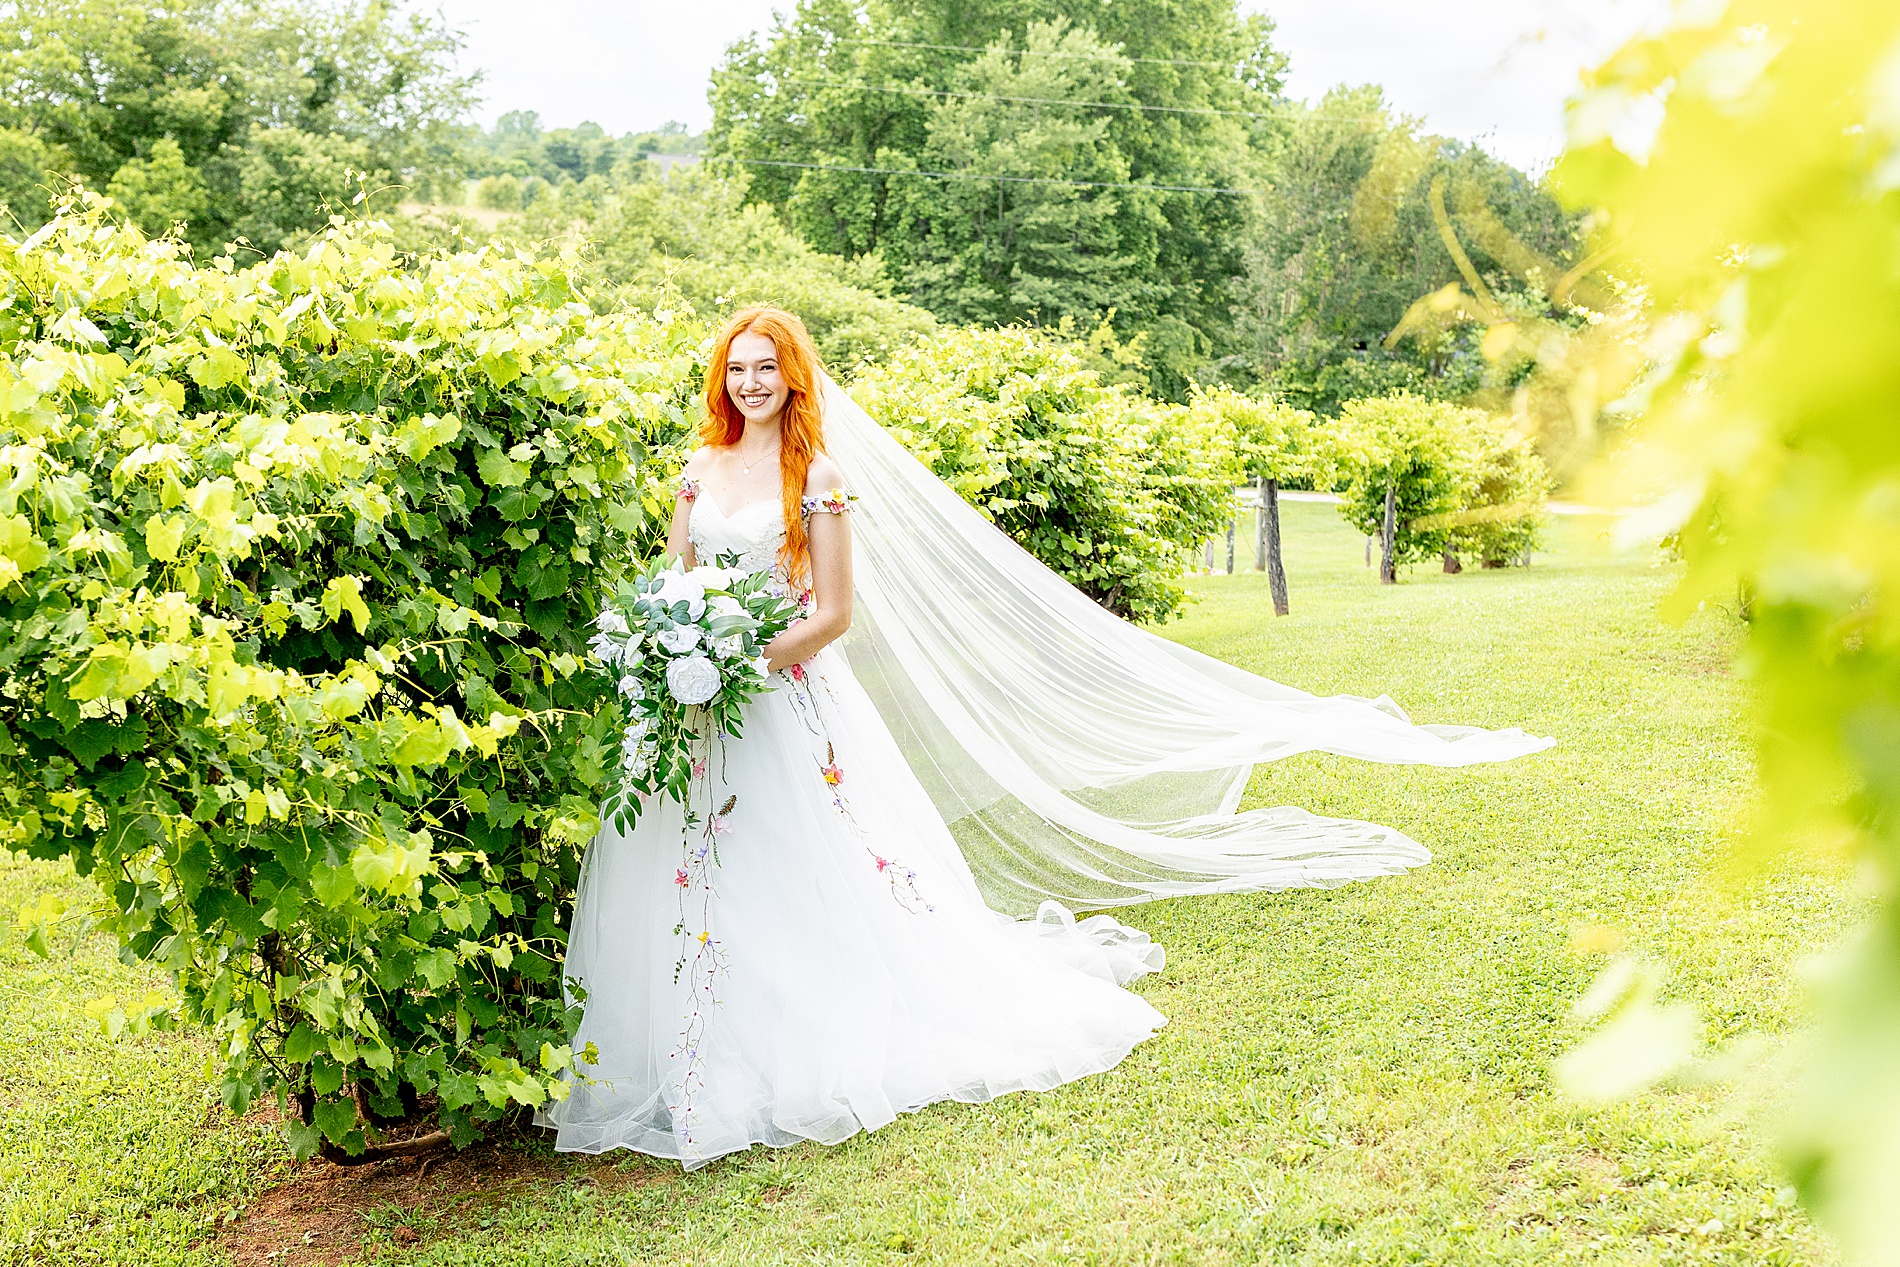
[697,491,782,522]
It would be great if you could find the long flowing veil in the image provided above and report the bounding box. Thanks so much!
[820,374,1554,917]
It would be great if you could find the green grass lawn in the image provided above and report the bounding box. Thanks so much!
[0,502,1856,1265]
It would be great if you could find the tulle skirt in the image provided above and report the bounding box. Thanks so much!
[536,645,1167,1167]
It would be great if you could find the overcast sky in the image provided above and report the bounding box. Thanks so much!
[436,0,1675,172]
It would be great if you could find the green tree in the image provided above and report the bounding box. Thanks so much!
[1445,434,1550,570]
[879,23,1165,330]
[522,168,938,370]
[0,0,475,249]
[1323,392,1489,583]
[709,0,1284,399]
[102,136,208,234]
[1235,86,1583,415]
[0,125,63,227]
[1186,386,1319,612]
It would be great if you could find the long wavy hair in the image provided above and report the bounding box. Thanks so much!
[700,305,828,585]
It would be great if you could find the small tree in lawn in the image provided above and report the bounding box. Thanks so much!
[1447,432,1552,568]
[1187,387,1320,615]
[1324,393,1487,583]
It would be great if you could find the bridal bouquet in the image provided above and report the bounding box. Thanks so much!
[588,553,802,830]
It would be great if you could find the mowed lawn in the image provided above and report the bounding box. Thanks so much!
[0,501,1856,1266]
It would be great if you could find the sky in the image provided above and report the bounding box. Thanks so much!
[435,0,1677,172]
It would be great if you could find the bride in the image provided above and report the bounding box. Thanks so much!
[538,305,1551,1167]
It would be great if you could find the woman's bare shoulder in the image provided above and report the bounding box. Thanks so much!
[804,452,849,493]
[683,445,721,474]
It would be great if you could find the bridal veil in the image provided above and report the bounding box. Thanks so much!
[819,374,1554,917]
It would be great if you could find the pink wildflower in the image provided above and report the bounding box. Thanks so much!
[675,869,689,887]
[821,764,843,785]
[875,856,889,872]
[692,758,707,778]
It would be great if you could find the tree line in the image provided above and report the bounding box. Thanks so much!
[1,0,1587,418]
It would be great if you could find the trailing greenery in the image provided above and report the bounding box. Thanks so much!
[1,196,702,1160]
[0,0,474,251]
[1546,1,1900,1256]
[851,325,1238,623]
[2,506,1852,1263]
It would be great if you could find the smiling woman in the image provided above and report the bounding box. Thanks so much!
[538,302,1171,1167]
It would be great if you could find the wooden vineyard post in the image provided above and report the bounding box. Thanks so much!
[1380,480,1398,585]
[1255,476,1268,571]
[1263,477,1288,615]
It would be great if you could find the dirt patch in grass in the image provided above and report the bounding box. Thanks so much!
[211,1123,675,1266]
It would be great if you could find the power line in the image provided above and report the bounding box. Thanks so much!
[833,36,1241,71]
[779,74,1273,119]
[762,74,1388,126]
[728,157,1269,196]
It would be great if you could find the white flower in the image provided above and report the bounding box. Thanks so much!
[712,634,745,660]
[748,654,772,679]
[657,625,701,655]
[687,564,737,590]
[618,674,646,699]
[665,654,722,705]
[650,569,706,620]
[708,594,744,618]
[586,630,619,665]
[594,609,629,635]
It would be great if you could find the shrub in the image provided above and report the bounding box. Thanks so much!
[1448,433,1551,566]
[850,326,1238,624]
[1186,386,1323,485]
[1324,392,1549,571]
[1,196,702,1158]
[476,174,524,212]
[1324,392,1485,566]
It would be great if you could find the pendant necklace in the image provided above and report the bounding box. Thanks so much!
[739,435,779,475]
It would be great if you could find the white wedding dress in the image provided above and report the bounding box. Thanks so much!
[538,491,1169,1165]
[539,379,1553,1166]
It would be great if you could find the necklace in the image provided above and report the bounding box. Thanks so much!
[738,434,780,475]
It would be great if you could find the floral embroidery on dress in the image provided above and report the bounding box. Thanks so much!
[784,663,934,914]
[677,475,700,502]
[667,734,732,1149]
[800,487,857,517]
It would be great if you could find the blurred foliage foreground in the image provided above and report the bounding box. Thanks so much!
[1545,1,1900,1260]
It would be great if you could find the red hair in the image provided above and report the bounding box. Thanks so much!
[701,305,828,585]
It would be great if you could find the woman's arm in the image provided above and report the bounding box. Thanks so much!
[663,456,703,566]
[763,475,853,672]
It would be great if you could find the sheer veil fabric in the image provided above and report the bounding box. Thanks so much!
[819,374,1554,917]
[535,376,1552,1167]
